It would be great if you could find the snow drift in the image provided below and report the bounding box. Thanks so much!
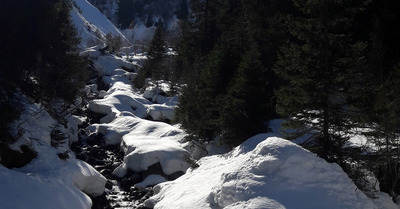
[145,134,377,209]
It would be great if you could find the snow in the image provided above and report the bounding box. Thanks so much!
[123,24,157,45]
[92,54,137,75]
[0,165,92,209]
[0,93,107,209]
[0,141,106,209]
[70,0,129,48]
[9,103,56,146]
[145,134,378,209]
[88,114,189,176]
[135,175,167,188]
[121,138,190,175]
[122,15,181,45]
[84,48,192,179]
[88,82,151,122]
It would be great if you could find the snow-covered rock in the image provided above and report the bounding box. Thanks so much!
[135,175,167,188]
[145,134,378,209]
[147,104,175,121]
[0,165,92,209]
[93,55,137,76]
[88,82,151,122]
[0,140,107,209]
[120,138,190,175]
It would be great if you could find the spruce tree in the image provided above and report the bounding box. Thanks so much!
[135,25,167,89]
[117,0,135,29]
[360,0,400,200]
[35,0,87,103]
[274,0,367,162]
[176,0,287,145]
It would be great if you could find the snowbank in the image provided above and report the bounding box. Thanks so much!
[0,142,106,209]
[0,95,107,209]
[17,143,107,196]
[92,55,137,75]
[145,134,377,209]
[88,82,151,122]
[88,115,189,177]
[135,175,167,188]
[116,138,190,176]
[0,165,92,209]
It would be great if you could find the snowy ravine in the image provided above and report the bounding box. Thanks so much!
[79,47,398,209]
[1,45,398,209]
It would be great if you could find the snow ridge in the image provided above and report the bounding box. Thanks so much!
[145,135,378,209]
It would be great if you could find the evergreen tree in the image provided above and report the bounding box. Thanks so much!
[105,32,123,54]
[360,0,400,200]
[220,44,269,146]
[176,0,189,19]
[117,0,135,29]
[176,0,288,145]
[35,0,88,103]
[135,25,167,88]
[274,0,367,162]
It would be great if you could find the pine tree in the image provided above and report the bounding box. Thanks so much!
[176,0,288,145]
[35,0,88,103]
[220,44,269,146]
[274,0,367,162]
[117,0,135,29]
[360,0,400,200]
[135,25,167,89]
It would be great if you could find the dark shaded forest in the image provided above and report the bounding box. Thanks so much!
[137,0,400,201]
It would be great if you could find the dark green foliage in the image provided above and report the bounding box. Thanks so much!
[0,0,88,104]
[0,97,20,145]
[117,0,188,29]
[117,0,135,29]
[353,0,400,200]
[172,0,400,201]
[134,25,167,88]
[274,0,367,162]
[220,45,271,146]
[0,144,37,169]
[50,127,67,148]
[176,0,189,19]
[0,0,86,168]
[105,33,123,54]
[175,0,285,145]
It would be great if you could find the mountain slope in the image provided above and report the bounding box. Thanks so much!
[70,0,129,48]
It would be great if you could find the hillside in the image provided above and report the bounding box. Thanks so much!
[70,0,129,48]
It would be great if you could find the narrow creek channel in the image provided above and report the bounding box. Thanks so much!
[70,96,154,209]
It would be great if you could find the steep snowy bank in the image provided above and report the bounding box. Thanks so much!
[70,0,129,48]
[145,134,378,209]
[0,99,106,209]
